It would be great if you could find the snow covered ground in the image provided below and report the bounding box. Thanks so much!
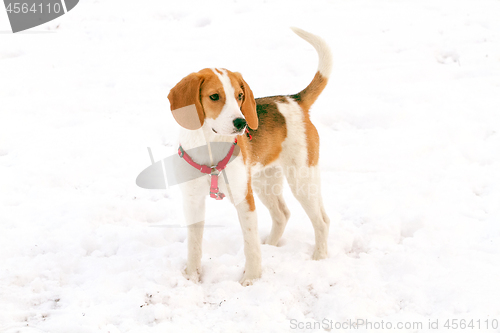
[1,0,500,332]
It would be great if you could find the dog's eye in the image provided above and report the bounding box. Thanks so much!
[209,94,219,101]
[238,93,243,101]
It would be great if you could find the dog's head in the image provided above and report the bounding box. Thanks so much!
[168,68,257,135]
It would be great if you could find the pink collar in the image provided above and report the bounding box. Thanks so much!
[178,139,237,200]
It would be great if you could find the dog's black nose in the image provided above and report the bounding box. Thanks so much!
[233,118,247,131]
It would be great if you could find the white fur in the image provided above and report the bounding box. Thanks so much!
[179,120,257,285]
[276,97,309,167]
[290,27,332,79]
[204,68,245,136]
[235,201,262,286]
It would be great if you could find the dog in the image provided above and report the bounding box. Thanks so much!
[167,27,332,286]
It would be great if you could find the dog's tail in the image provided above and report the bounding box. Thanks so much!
[290,27,332,112]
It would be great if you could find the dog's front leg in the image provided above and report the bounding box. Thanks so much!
[236,190,262,286]
[182,192,206,282]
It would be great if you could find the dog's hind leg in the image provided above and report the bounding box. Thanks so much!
[252,167,291,246]
[285,165,330,260]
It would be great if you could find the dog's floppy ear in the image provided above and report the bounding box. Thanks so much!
[234,72,258,130]
[168,73,205,130]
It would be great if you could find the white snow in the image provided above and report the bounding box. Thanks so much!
[1,0,500,332]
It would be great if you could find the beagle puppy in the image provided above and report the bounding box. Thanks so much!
[167,27,332,286]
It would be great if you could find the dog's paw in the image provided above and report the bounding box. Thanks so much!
[239,276,257,286]
[183,267,201,283]
[263,237,279,246]
[239,269,261,286]
[312,249,328,260]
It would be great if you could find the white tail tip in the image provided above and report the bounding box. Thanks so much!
[290,27,333,78]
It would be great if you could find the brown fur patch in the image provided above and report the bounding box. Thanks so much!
[245,175,256,211]
[290,70,327,166]
[168,72,207,129]
[237,96,288,167]
[291,72,328,112]
[230,71,258,130]
[196,68,244,121]
[304,115,320,166]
